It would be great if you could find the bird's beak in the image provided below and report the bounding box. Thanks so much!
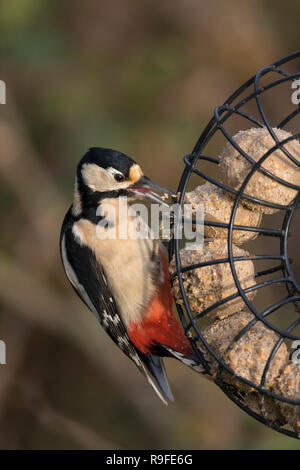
[129,176,175,206]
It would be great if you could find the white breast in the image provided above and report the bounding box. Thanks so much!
[72,200,159,326]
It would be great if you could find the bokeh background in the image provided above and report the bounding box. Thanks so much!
[0,0,300,449]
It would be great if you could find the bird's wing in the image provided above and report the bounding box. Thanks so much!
[60,218,173,404]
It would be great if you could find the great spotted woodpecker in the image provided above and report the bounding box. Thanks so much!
[60,148,207,404]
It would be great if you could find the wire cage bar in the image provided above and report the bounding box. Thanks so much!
[170,51,300,438]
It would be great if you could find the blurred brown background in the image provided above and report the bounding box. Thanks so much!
[0,0,300,449]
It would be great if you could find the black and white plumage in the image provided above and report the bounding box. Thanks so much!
[60,148,209,405]
[60,209,172,404]
[60,148,177,403]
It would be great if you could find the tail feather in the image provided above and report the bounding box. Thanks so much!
[141,354,174,405]
[162,345,211,375]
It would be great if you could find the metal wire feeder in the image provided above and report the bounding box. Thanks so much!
[169,51,300,439]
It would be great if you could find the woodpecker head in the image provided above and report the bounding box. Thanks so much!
[72,147,172,216]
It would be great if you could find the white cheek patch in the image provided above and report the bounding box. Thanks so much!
[81,163,112,191]
[81,163,129,192]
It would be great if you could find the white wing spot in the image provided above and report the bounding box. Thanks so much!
[102,309,121,327]
[101,311,109,328]
[117,337,129,349]
[112,315,120,325]
[130,353,141,367]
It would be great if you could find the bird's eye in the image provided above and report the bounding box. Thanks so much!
[114,173,125,183]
